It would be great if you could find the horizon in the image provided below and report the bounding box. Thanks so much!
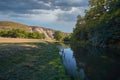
[0,0,89,33]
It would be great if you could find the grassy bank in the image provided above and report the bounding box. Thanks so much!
[0,37,44,43]
[0,42,68,80]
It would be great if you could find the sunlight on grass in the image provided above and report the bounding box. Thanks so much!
[0,42,68,80]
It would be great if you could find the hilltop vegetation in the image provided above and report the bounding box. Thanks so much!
[72,0,120,48]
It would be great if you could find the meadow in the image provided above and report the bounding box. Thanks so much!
[0,38,68,80]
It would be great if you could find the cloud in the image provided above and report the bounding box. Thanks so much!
[57,7,88,22]
[0,0,89,32]
[0,0,89,13]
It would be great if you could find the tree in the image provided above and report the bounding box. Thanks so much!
[63,35,71,42]
[0,29,45,39]
[71,0,120,47]
[53,31,63,41]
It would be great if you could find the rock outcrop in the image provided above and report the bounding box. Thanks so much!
[31,26,55,40]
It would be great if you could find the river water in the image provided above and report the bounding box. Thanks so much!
[59,45,120,80]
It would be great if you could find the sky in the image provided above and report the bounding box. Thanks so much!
[0,0,89,32]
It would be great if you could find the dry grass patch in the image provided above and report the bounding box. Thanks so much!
[0,37,43,43]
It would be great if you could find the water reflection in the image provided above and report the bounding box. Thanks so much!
[59,47,88,80]
[59,45,120,80]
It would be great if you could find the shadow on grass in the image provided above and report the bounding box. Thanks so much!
[0,42,68,80]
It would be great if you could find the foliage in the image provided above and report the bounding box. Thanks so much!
[53,31,63,41]
[72,0,120,47]
[63,35,71,42]
[27,32,45,39]
[0,29,45,39]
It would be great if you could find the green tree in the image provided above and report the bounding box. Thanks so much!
[72,0,120,47]
[0,29,45,39]
[53,31,63,41]
[63,35,71,42]
[7,29,26,38]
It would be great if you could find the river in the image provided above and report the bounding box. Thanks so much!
[58,45,120,80]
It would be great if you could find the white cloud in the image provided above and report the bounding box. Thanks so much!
[67,0,83,3]
[0,0,89,32]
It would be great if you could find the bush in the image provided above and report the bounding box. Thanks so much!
[53,31,63,41]
[0,29,45,39]
[63,35,71,42]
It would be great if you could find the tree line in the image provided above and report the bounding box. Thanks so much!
[0,29,45,39]
[53,31,71,42]
[71,0,120,47]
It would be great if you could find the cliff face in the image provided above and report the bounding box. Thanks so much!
[31,26,70,40]
[31,26,55,40]
[0,21,70,40]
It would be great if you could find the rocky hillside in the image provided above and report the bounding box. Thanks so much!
[0,21,69,40]
[31,26,55,40]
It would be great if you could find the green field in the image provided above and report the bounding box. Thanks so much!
[0,42,68,80]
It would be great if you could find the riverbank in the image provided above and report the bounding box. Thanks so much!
[0,42,68,80]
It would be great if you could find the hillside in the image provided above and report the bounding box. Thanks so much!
[0,21,69,40]
[0,21,31,32]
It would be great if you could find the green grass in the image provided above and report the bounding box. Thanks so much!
[0,42,68,80]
